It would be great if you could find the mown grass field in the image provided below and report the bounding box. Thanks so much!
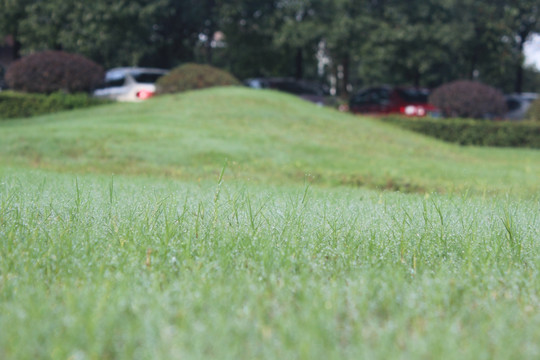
[1,87,539,194]
[1,88,539,359]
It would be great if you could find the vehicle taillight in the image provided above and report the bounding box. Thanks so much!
[401,105,426,116]
[137,90,154,100]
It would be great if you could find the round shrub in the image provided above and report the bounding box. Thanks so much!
[429,80,507,119]
[5,50,104,94]
[525,97,540,122]
[156,63,240,94]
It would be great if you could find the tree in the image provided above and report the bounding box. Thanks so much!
[143,0,222,68]
[272,0,325,80]
[218,0,296,79]
[369,0,462,87]
[446,0,539,93]
[15,0,170,68]
[0,0,34,59]
[311,0,374,95]
[274,0,379,96]
[3,0,536,93]
[3,0,220,69]
[503,1,539,93]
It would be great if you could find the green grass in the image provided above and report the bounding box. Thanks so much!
[0,88,539,359]
[0,87,538,195]
[0,168,539,359]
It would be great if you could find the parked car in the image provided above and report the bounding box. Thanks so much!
[504,93,538,120]
[93,67,168,102]
[349,86,439,117]
[244,77,332,106]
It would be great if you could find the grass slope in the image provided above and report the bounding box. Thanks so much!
[0,87,538,195]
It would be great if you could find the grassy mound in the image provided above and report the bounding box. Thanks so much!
[0,87,538,195]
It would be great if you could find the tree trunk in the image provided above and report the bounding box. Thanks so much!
[9,33,21,60]
[514,59,523,94]
[469,54,477,80]
[341,55,350,97]
[205,38,213,65]
[413,68,421,87]
[295,47,303,80]
[514,34,527,94]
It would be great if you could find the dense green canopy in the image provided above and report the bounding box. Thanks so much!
[0,0,539,93]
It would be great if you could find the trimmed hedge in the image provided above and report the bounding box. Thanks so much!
[5,50,104,94]
[156,63,240,94]
[0,91,109,119]
[526,97,540,122]
[380,115,540,148]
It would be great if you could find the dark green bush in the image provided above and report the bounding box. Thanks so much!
[525,97,540,122]
[156,63,240,94]
[429,80,507,119]
[0,91,108,119]
[380,115,540,148]
[5,50,104,94]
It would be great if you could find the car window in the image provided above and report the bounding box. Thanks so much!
[297,82,325,95]
[351,91,371,105]
[132,73,165,84]
[373,88,390,105]
[396,88,429,103]
[506,99,521,111]
[268,80,325,96]
[103,77,126,87]
[272,81,302,94]
[95,76,125,89]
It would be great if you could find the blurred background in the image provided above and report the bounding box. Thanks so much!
[1,1,538,95]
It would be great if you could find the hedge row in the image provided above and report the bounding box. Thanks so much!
[0,91,108,119]
[379,115,540,148]
[526,98,540,121]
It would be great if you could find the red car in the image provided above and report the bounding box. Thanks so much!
[349,86,440,117]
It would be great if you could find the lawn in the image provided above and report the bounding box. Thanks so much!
[1,87,538,195]
[0,88,539,359]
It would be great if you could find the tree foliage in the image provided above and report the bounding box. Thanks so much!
[1,0,539,94]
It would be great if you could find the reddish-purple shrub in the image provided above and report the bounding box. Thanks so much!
[5,50,104,94]
[429,80,507,119]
